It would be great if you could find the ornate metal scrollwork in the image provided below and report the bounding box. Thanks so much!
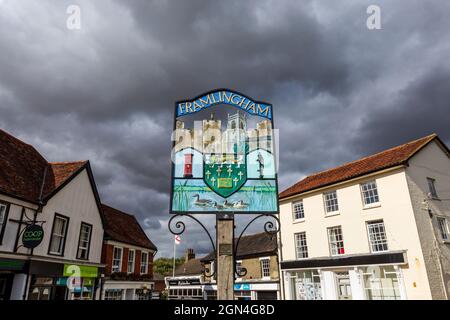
[234,214,280,278]
[168,214,217,278]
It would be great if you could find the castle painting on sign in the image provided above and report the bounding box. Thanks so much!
[170,89,279,214]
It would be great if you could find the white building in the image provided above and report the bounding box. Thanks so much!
[278,134,450,300]
[0,129,104,300]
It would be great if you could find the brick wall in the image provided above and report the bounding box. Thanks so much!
[101,243,154,278]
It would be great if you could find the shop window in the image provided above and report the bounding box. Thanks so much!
[48,214,69,256]
[290,270,322,300]
[362,266,401,300]
[361,181,380,205]
[367,220,388,252]
[104,289,123,300]
[135,289,151,300]
[327,226,345,256]
[77,222,92,260]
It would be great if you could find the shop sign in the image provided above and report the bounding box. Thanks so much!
[22,224,44,249]
[63,264,98,278]
[234,283,251,291]
[168,278,201,286]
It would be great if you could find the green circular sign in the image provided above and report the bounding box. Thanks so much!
[22,224,44,249]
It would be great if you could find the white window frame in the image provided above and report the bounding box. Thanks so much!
[360,181,380,207]
[427,177,439,199]
[294,232,308,259]
[292,201,305,221]
[104,289,123,300]
[76,223,92,260]
[112,247,123,273]
[49,214,69,256]
[259,257,270,279]
[140,251,148,274]
[437,217,449,242]
[366,220,389,252]
[323,191,339,214]
[0,203,9,244]
[127,249,135,274]
[327,226,345,256]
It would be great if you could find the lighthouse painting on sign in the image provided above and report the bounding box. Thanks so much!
[170,89,279,214]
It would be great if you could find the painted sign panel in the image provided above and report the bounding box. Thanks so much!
[22,224,44,249]
[170,89,278,214]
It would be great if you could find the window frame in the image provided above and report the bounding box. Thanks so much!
[437,217,449,242]
[294,232,308,259]
[76,222,92,260]
[48,213,70,256]
[292,201,305,221]
[259,257,271,279]
[323,191,339,215]
[0,201,11,245]
[127,249,135,274]
[366,220,389,253]
[112,247,123,273]
[140,251,148,274]
[427,177,439,199]
[327,226,345,256]
[360,180,380,207]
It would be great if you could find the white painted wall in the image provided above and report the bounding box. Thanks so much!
[0,169,103,265]
[31,169,103,263]
[279,167,433,299]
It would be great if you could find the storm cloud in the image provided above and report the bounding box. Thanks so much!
[1,0,449,257]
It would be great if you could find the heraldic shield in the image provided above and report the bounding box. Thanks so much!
[203,153,247,198]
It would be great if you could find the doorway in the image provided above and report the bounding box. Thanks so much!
[335,272,352,300]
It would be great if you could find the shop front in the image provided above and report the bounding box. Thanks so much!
[166,276,204,300]
[282,252,408,300]
[27,261,100,300]
[0,257,27,300]
[102,280,154,300]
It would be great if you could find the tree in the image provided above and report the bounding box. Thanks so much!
[153,257,184,276]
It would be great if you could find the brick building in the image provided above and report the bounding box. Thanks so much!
[100,204,157,300]
[279,134,450,300]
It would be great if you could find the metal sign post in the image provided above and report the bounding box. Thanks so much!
[169,89,279,301]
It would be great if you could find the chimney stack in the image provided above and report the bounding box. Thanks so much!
[185,248,195,262]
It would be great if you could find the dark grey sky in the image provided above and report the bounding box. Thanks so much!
[1,0,449,258]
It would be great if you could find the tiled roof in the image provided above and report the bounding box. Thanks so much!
[279,134,444,200]
[0,129,87,203]
[174,258,203,276]
[201,232,278,262]
[101,203,157,251]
